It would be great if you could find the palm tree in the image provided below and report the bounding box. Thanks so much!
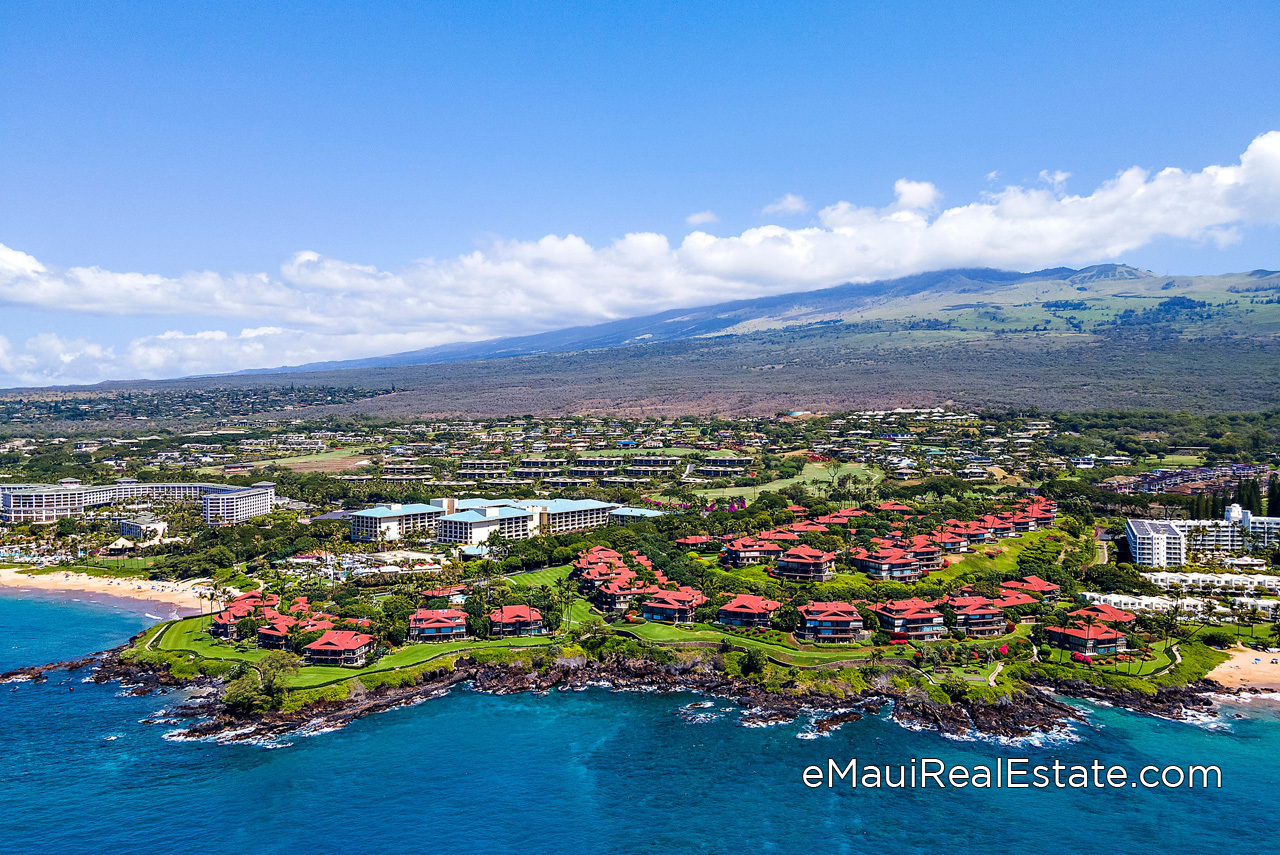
[1247,607,1263,638]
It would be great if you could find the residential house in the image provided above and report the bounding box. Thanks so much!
[795,601,866,643]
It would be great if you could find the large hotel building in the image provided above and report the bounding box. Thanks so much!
[0,478,276,526]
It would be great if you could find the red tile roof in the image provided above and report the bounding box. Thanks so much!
[304,630,374,652]
[720,593,781,616]
[489,604,542,624]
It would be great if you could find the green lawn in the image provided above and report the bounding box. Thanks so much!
[149,614,562,688]
[1040,639,1175,677]
[196,446,371,474]
[942,530,1056,577]
[82,556,160,570]
[694,462,881,500]
[621,620,893,666]
[288,636,556,688]
[155,615,271,663]
[508,564,572,587]
[563,598,595,629]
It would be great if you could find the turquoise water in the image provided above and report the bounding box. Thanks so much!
[1,591,1278,855]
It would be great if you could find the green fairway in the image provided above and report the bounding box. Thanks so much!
[694,462,881,500]
[155,615,271,662]
[150,614,559,688]
[507,564,572,587]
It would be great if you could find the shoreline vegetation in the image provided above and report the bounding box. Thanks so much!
[0,613,1253,746]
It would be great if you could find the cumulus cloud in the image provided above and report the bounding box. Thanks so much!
[892,179,941,211]
[686,209,719,226]
[3,131,1280,386]
[761,193,810,215]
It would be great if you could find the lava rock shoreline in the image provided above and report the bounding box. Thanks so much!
[3,646,1238,744]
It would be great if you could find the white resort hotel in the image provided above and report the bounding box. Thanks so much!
[350,497,625,544]
[0,477,277,526]
[1126,503,1280,567]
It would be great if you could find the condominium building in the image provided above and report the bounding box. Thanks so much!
[1125,503,1280,567]
[436,505,536,544]
[1226,503,1280,547]
[1,478,274,525]
[520,499,616,535]
[202,483,276,526]
[349,502,447,542]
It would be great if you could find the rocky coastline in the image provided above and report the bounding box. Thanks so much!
[3,646,1248,744]
[5,645,1254,742]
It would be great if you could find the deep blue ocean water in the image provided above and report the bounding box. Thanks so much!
[1,590,1278,855]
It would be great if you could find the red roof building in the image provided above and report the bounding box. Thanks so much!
[718,594,782,628]
[1002,575,1060,595]
[775,545,837,582]
[488,605,545,637]
[796,601,866,643]
[303,630,376,667]
[722,537,784,567]
[870,598,946,641]
[1070,603,1136,624]
[641,587,708,624]
[852,547,923,583]
[409,608,468,642]
[1047,624,1125,655]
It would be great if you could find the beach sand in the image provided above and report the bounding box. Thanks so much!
[0,568,217,615]
[1208,646,1280,691]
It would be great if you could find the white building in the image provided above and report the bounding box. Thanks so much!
[436,505,535,544]
[1126,515,1245,567]
[1143,571,1280,594]
[120,513,168,542]
[518,499,616,535]
[349,503,446,542]
[1,479,273,525]
[1081,591,1209,615]
[201,483,275,526]
[1226,503,1280,547]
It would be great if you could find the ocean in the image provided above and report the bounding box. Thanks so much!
[1,590,1277,855]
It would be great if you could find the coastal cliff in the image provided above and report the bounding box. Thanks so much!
[6,643,1240,745]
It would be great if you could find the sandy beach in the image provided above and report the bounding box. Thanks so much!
[1208,646,1280,691]
[0,567,218,615]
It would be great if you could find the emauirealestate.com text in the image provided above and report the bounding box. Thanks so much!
[803,758,1221,790]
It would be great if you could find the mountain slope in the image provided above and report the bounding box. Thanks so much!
[241,266,1108,374]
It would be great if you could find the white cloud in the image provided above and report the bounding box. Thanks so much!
[1039,169,1071,190]
[892,179,941,211]
[761,193,810,216]
[686,209,719,226]
[3,131,1280,386]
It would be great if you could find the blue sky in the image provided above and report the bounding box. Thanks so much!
[1,2,1278,385]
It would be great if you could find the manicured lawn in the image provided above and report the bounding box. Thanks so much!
[1040,640,1174,677]
[944,530,1056,576]
[621,620,884,666]
[148,614,561,688]
[156,615,271,663]
[82,556,160,570]
[288,636,557,688]
[508,564,572,587]
[694,463,881,499]
[563,598,595,629]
